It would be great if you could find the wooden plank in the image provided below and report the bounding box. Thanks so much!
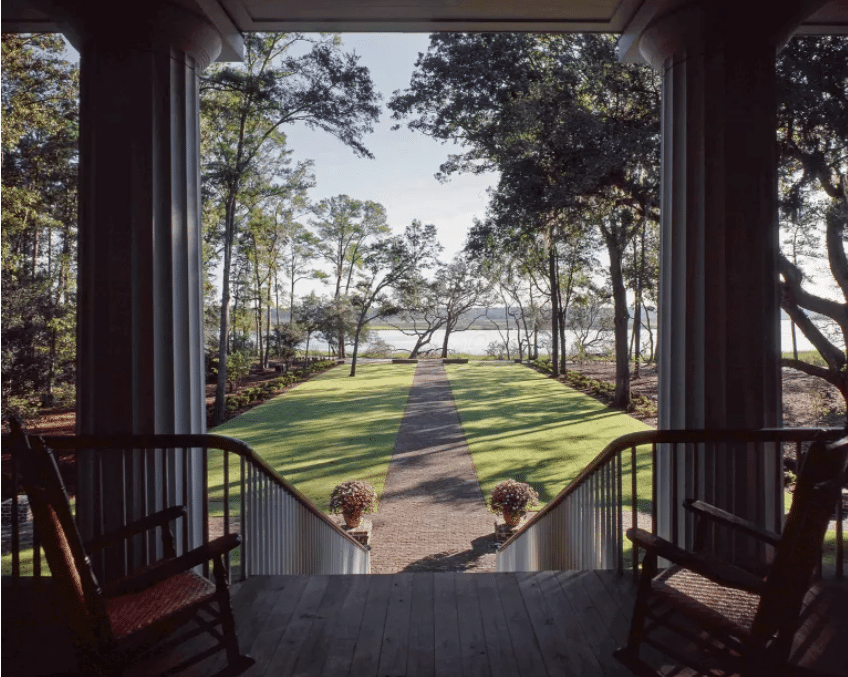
[494,573,549,677]
[536,571,596,675]
[433,573,463,676]
[291,574,356,677]
[454,574,490,677]
[236,577,303,653]
[593,570,674,672]
[474,574,521,677]
[792,581,848,675]
[517,571,604,676]
[238,575,312,676]
[262,575,331,675]
[349,574,394,676]
[377,572,415,677]
[596,569,638,618]
[557,570,632,677]
[319,574,371,677]
[406,572,436,677]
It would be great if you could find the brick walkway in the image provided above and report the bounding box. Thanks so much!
[368,360,498,573]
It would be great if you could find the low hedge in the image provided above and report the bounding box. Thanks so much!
[209,359,335,425]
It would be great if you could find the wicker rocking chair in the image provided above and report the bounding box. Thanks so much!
[614,436,848,677]
[10,420,253,676]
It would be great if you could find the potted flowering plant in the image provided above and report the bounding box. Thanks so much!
[490,479,539,527]
[329,480,377,528]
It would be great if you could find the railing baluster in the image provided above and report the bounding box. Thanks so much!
[11,453,20,580]
[632,444,639,574]
[241,455,248,580]
[671,441,679,548]
[182,446,190,557]
[837,489,844,579]
[616,451,623,573]
[651,442,658,540]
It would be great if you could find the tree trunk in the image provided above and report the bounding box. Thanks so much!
[213,194,237,426]
[548,239,560,378]
[604,228,631,409]
[441,318,456,358]
[264,275,273,368]
[791,320,798,361]
[632,225,644,379]
[642,299,655,362]
[349,316,366,377]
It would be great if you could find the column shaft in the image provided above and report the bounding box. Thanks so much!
[641,2,787,561]
[69,2,221,576]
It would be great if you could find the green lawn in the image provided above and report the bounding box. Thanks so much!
[208,362,416,515]
[445,362,654,511]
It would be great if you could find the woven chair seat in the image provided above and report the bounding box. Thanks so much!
[653,566,759,638]
[106,571,216,640]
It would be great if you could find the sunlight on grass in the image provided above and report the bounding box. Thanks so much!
[445,362,653,511]
[208,362,415,514]
[2,547,41,578]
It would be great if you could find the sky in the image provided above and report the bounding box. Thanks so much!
[282,33,499,262]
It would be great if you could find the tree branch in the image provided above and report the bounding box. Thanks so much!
[779,254,848,334]
[780,283,846,376]
[780,358,844,393]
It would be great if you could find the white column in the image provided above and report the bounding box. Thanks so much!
[638,1,802,562]
[67,2,222,576]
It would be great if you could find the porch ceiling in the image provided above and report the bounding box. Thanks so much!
[3,0,847,39]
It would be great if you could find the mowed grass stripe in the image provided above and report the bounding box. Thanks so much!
[444,362,653,510]
[209,363,416,514]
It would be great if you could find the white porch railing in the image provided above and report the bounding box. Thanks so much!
[5,433,369,580]
[496,428,844,578]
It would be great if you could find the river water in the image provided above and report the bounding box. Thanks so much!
[306,319,820,358]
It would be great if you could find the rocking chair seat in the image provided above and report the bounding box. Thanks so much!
[105,570,217,640]
[652,565,761,638]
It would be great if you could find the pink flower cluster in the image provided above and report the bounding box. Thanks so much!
[490,479,539,515]
[329,480,377,514]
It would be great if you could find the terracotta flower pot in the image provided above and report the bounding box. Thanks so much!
[343,509,363,528]
[502,509,523,527]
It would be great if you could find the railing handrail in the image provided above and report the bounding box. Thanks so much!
[33,432,369,554]
[499,426,844,552]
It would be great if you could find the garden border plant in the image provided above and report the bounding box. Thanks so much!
[208,359,337,426]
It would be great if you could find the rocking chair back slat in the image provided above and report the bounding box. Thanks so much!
[752,438,848,646]
[12,423,106,645]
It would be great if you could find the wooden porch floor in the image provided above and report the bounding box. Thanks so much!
[4,571,848,677]
[136,570,638,677]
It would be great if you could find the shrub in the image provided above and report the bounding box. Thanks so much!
[532,358,553,374]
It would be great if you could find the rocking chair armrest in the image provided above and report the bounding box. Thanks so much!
[626,528,765,594]
[684,499,781,547]
[102,533,241,597]
[84,505,187,553]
